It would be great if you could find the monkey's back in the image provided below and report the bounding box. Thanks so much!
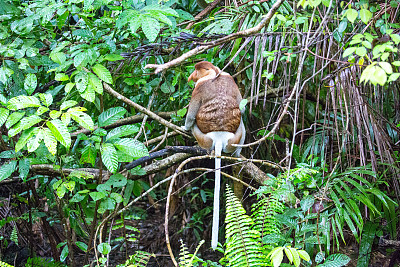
[194,75,241,134]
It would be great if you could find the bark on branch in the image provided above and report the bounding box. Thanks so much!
[145,0,285,73]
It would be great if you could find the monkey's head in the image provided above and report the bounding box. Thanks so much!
[188,61,220,83]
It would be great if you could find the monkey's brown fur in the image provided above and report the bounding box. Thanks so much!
[188,61,242,134]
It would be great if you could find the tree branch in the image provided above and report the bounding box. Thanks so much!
[145,0,285,73]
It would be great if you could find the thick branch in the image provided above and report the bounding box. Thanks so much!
[145,0,284,73]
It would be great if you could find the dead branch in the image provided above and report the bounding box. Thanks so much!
[185,0,225,29]
[145,0,284,74]
[103,82,189,137]
[30,164,110,179]
[71,112,174,137]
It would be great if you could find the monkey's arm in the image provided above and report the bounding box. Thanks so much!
[184,97,201,131]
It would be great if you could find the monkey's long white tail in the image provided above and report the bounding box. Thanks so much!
[211,139,222,250]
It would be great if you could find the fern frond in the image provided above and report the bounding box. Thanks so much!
[117,251,154,267]
[251,193,284,237]
[10,226,18,246]
[225,185,269,267]
[179,240,205,267]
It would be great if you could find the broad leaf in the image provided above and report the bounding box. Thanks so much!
[15,128,38,152]
[98,107,126,127]
[24,73,37,95]
[7,95,40,110]
[113,138,149,159]
[141,17,160,42]
[68,108,94,130]
[43,128,57,155]
[46,119,71,148]
[0,108,9,127]
[6,112,25,129]
[106,125,139,141]
[101,143,118,173]
[0,160,17,182]
[92,64,112,84]
[80,144,96,166]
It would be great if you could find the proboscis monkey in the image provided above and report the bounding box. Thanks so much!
[184,61,245,250]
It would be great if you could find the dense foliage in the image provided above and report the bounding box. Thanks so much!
[0,0,400,266]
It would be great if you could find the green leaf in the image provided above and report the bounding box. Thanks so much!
[6,111,25,129]
[7,95,41,110]
[111,192,123,203]
[113,138,149,159]
[89,191,106,201]
[65,82,75,93]
[88,72,103,94]
[80,145,97,166]
[74,51,88,67]
[362,41,372,49]
[8,121,24,137]
[104,54,124,61]
[81,82,95,102]
[374,66,387,86]
[60,245,68,262]
[97,243,111,255]
[50,110,61,119]
[343,47,356,58]
[38,93,53,107]
[346,8,358,23]
[18,158,30,180]
[27,129,43,152]
[46,119,71,149]
[24,73,37,95]
[355,47,367,57]
[359,9,372,24]
[106,125,139,141]
[142,5,179,17]
[388,73,400,82]
[298,250,310,262]
[0,66,14,85]
[0,160,17,182]
[50,52,66,65]
[107,173,127,187]
[92,64,113,84]
[129,15,143,34]
[98,107,126,127]
[21,115,43,130]
[55,73,69,81]
[75,241,88,252]
[99,198,116,213]
[15,128,37,152]
[101,143,118,173]
[379,62,393,74]
[308,0,321,7]
[43,128,57,155]
[0,108,10,128]
[141,17,160,42]
[75,71,88,93]
[69,108,94,130]
[60,100,78,111]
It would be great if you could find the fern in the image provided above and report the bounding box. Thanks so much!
[25,257,66,267]
[116,251,154,267]
[0,261,13,267]
[225,185,269,267]
[10,226,18,246]
[179,240,205,267]
[251,193,284,237]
